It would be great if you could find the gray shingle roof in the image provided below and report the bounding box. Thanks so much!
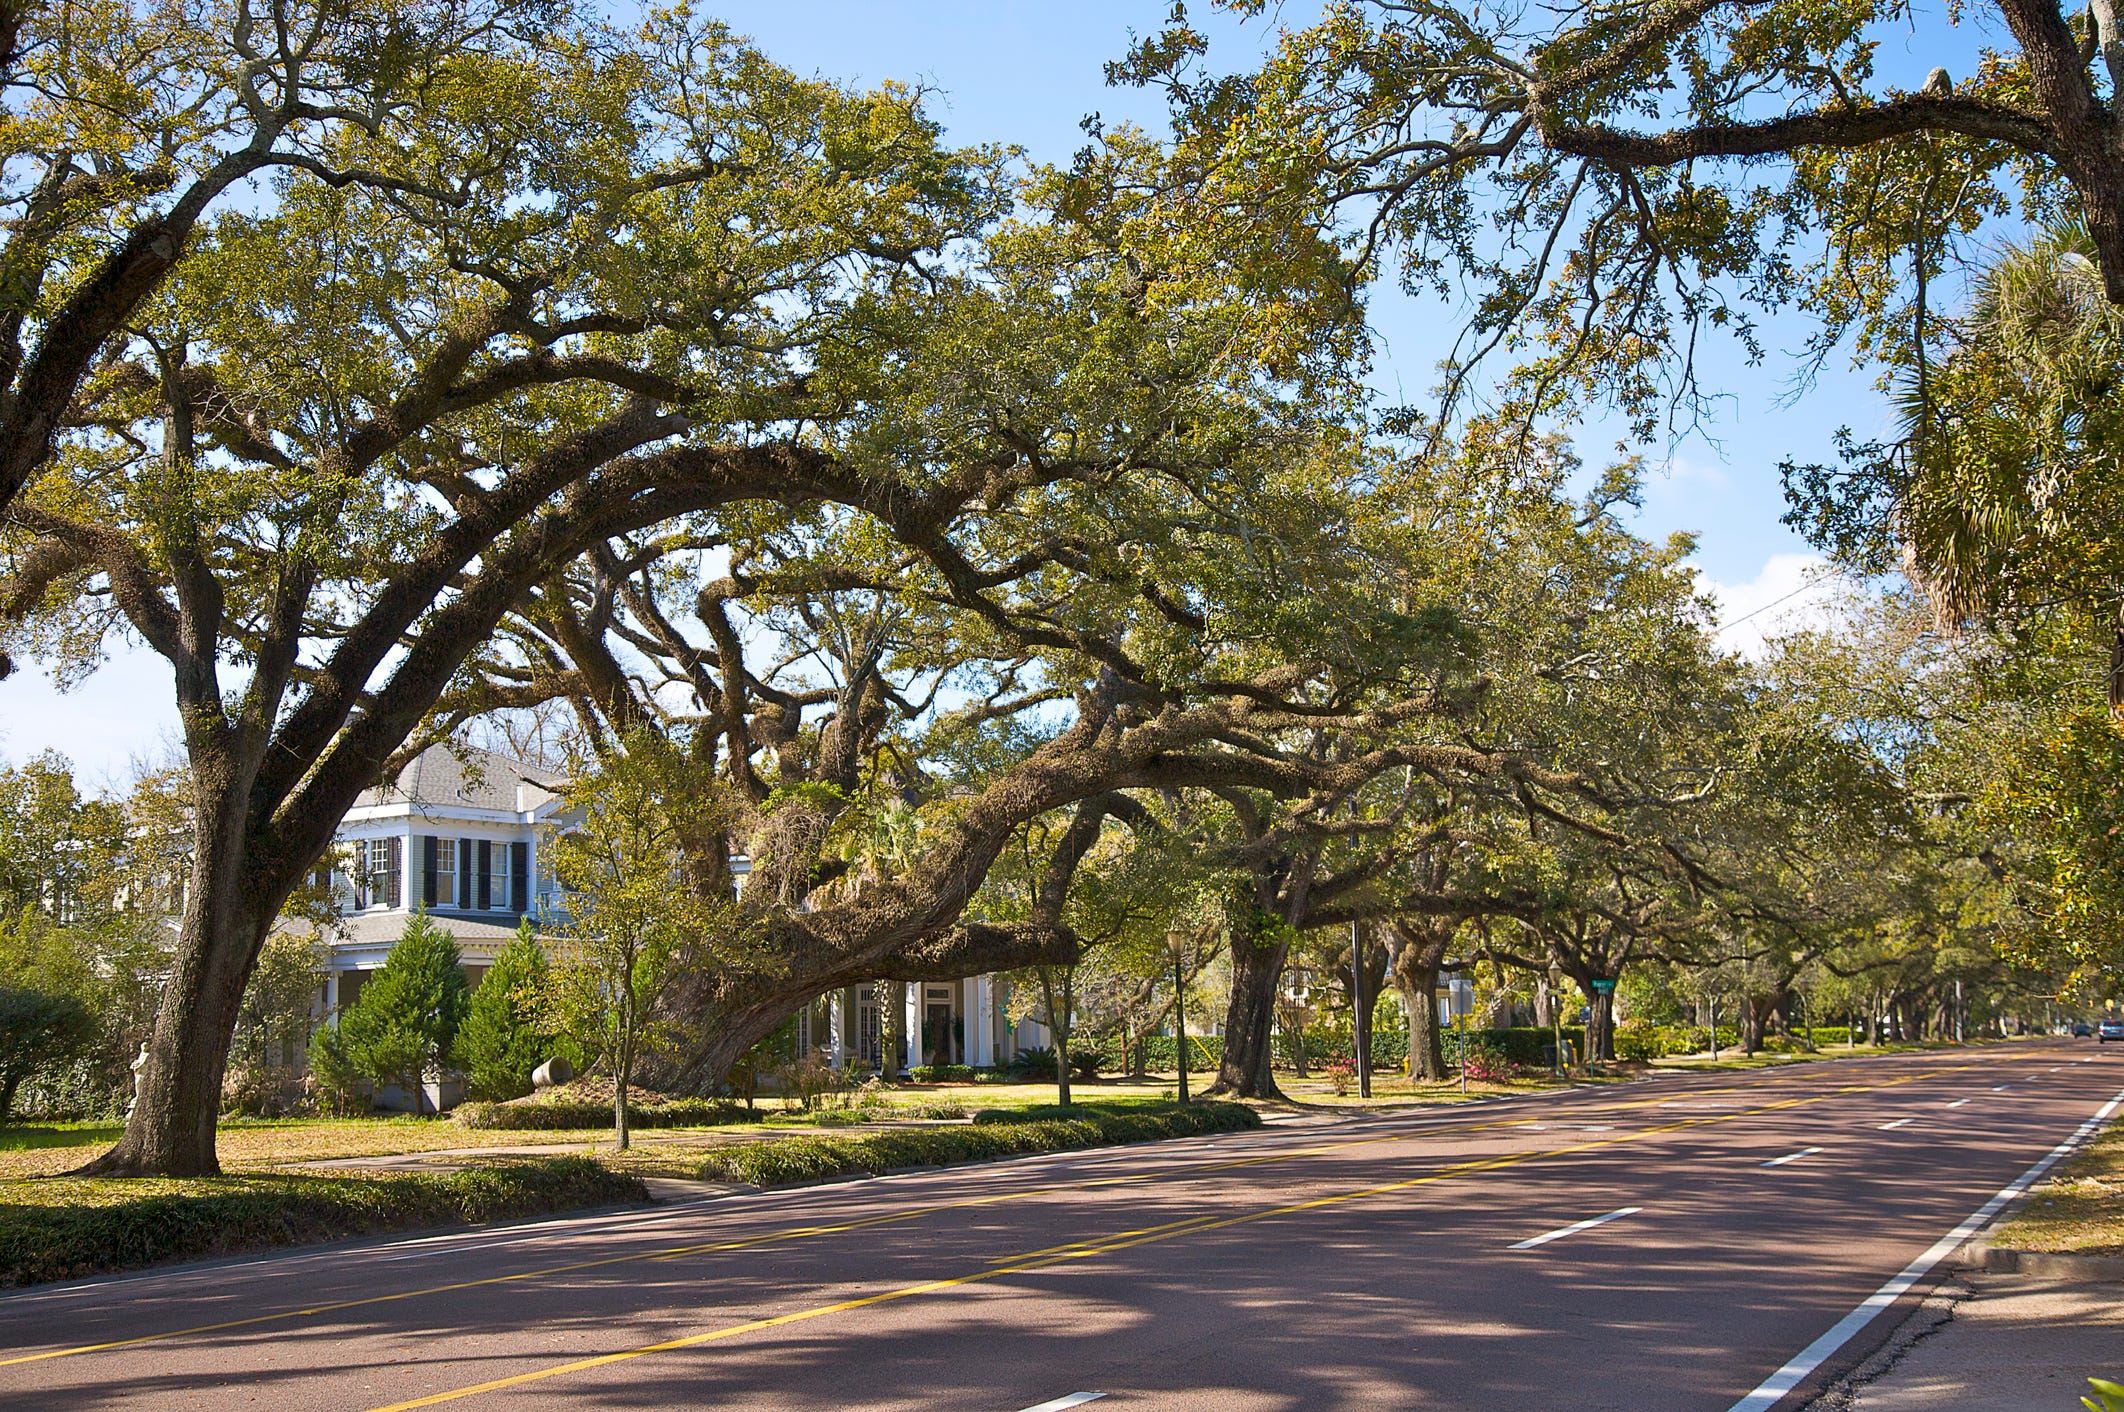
[353,744,566,813]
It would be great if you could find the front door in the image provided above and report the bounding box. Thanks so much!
[924,1001,953,1066]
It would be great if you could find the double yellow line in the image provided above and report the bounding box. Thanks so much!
[365,1066,1951,1410]
[0,1052,1984,1382]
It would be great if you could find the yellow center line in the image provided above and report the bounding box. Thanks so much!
[0,1054,1981,1372]
[363,1067,1947,1412]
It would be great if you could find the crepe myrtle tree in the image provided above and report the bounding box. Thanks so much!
[0,17,1017,1176]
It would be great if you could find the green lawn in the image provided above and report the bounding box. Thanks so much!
[1993,1110,2124,1258]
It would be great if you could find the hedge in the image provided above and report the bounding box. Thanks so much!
[1086,1035,1226,1072]
[455,1095,747,1130]
[0,1157,647,1288]
[696,1101,1261,1187]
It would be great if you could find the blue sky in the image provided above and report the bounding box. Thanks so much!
[3,0,1957,779]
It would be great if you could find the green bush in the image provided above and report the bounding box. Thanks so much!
[1007,1046,1058,1079]
[1614,1021,1667,1062]
[0,1158,645,1288]
[0,987,97,1124]
[1090,1034,1226,1072]
[906,1064,981,1083]
[455,1095,745,1130]
[698,1101,1261,1187]
[1442,1027,1586,1066]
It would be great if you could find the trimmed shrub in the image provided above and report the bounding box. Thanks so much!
[1443,1027,1586,1067]
[1089,1034,1226,1072]
[456,1095,745,1130]
[906,1064,980,1083]
[698,1101,1261,1187]
[0,1158,646,1288]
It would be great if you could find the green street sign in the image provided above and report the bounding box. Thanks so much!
[1590,979,1617,993]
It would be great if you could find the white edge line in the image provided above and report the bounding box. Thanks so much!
[1725,1083,2124,1412]
[1762,1147,1825,1168]
[1878,1117,1915,1130]
[1508,1205,1643,1250]
[1016,1394,1107,1412]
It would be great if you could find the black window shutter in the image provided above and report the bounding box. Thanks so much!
[385,836,403,909]
[352,841,368,909]
[458,839,473,903]
[511,841,529,914]
[477,839,492,910]
[422,836,438,908]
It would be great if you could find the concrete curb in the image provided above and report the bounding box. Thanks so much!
[1958,1241,2124,1281]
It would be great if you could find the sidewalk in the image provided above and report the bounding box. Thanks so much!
[1809,1262,2124,1411]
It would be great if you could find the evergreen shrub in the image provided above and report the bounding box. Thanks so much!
[698,1101,1260,1187]
[0,1158,644,1288]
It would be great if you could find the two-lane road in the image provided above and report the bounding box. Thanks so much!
[3,1041,2118,1410]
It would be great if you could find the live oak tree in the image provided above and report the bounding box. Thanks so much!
[0,0,577,658]
[0,17,1009,1175]
[1121,0,2124,436]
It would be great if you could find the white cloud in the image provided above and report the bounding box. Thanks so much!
[1698,552,1844,659]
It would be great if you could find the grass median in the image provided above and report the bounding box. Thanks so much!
[695,1100,1261,1187]
[1991,1106,2124,1259]
[0,1156,647,1289]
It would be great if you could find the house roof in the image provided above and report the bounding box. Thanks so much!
[354,744,566,815]
[336,911,530,946]
[279,909,541,951]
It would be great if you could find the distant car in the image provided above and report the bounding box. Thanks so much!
[2072,1022,2096,1037]
[2100,1018,2124,1044]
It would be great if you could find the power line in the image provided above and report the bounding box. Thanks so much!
[1712,575,1835,637]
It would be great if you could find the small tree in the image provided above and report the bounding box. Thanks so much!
[336,914,469,1115]
[547,731,733,1149]
[225,932,327,1115]
[454,921,565,1101]
[0,988,96,1124]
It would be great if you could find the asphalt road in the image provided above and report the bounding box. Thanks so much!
[3,1041,2119,1412]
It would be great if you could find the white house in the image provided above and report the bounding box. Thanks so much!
[315,744,1048,1079]
[317,745,569,1020]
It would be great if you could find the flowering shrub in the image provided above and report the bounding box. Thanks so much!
[1460,1039,1512,1081]
[1323,1057,1357,1096]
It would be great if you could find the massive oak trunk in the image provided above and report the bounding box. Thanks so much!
[1391,921,1452,1081]
[1208,913,1288,1100]
[77,760,283,1176]
[1584,984,1616,1063]
[654,921,1076,1094]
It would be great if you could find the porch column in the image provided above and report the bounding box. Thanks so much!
[324,969,341,1025]
[827,989,847,1067]
[905,984,923,1066]
[967,975,995,1067]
